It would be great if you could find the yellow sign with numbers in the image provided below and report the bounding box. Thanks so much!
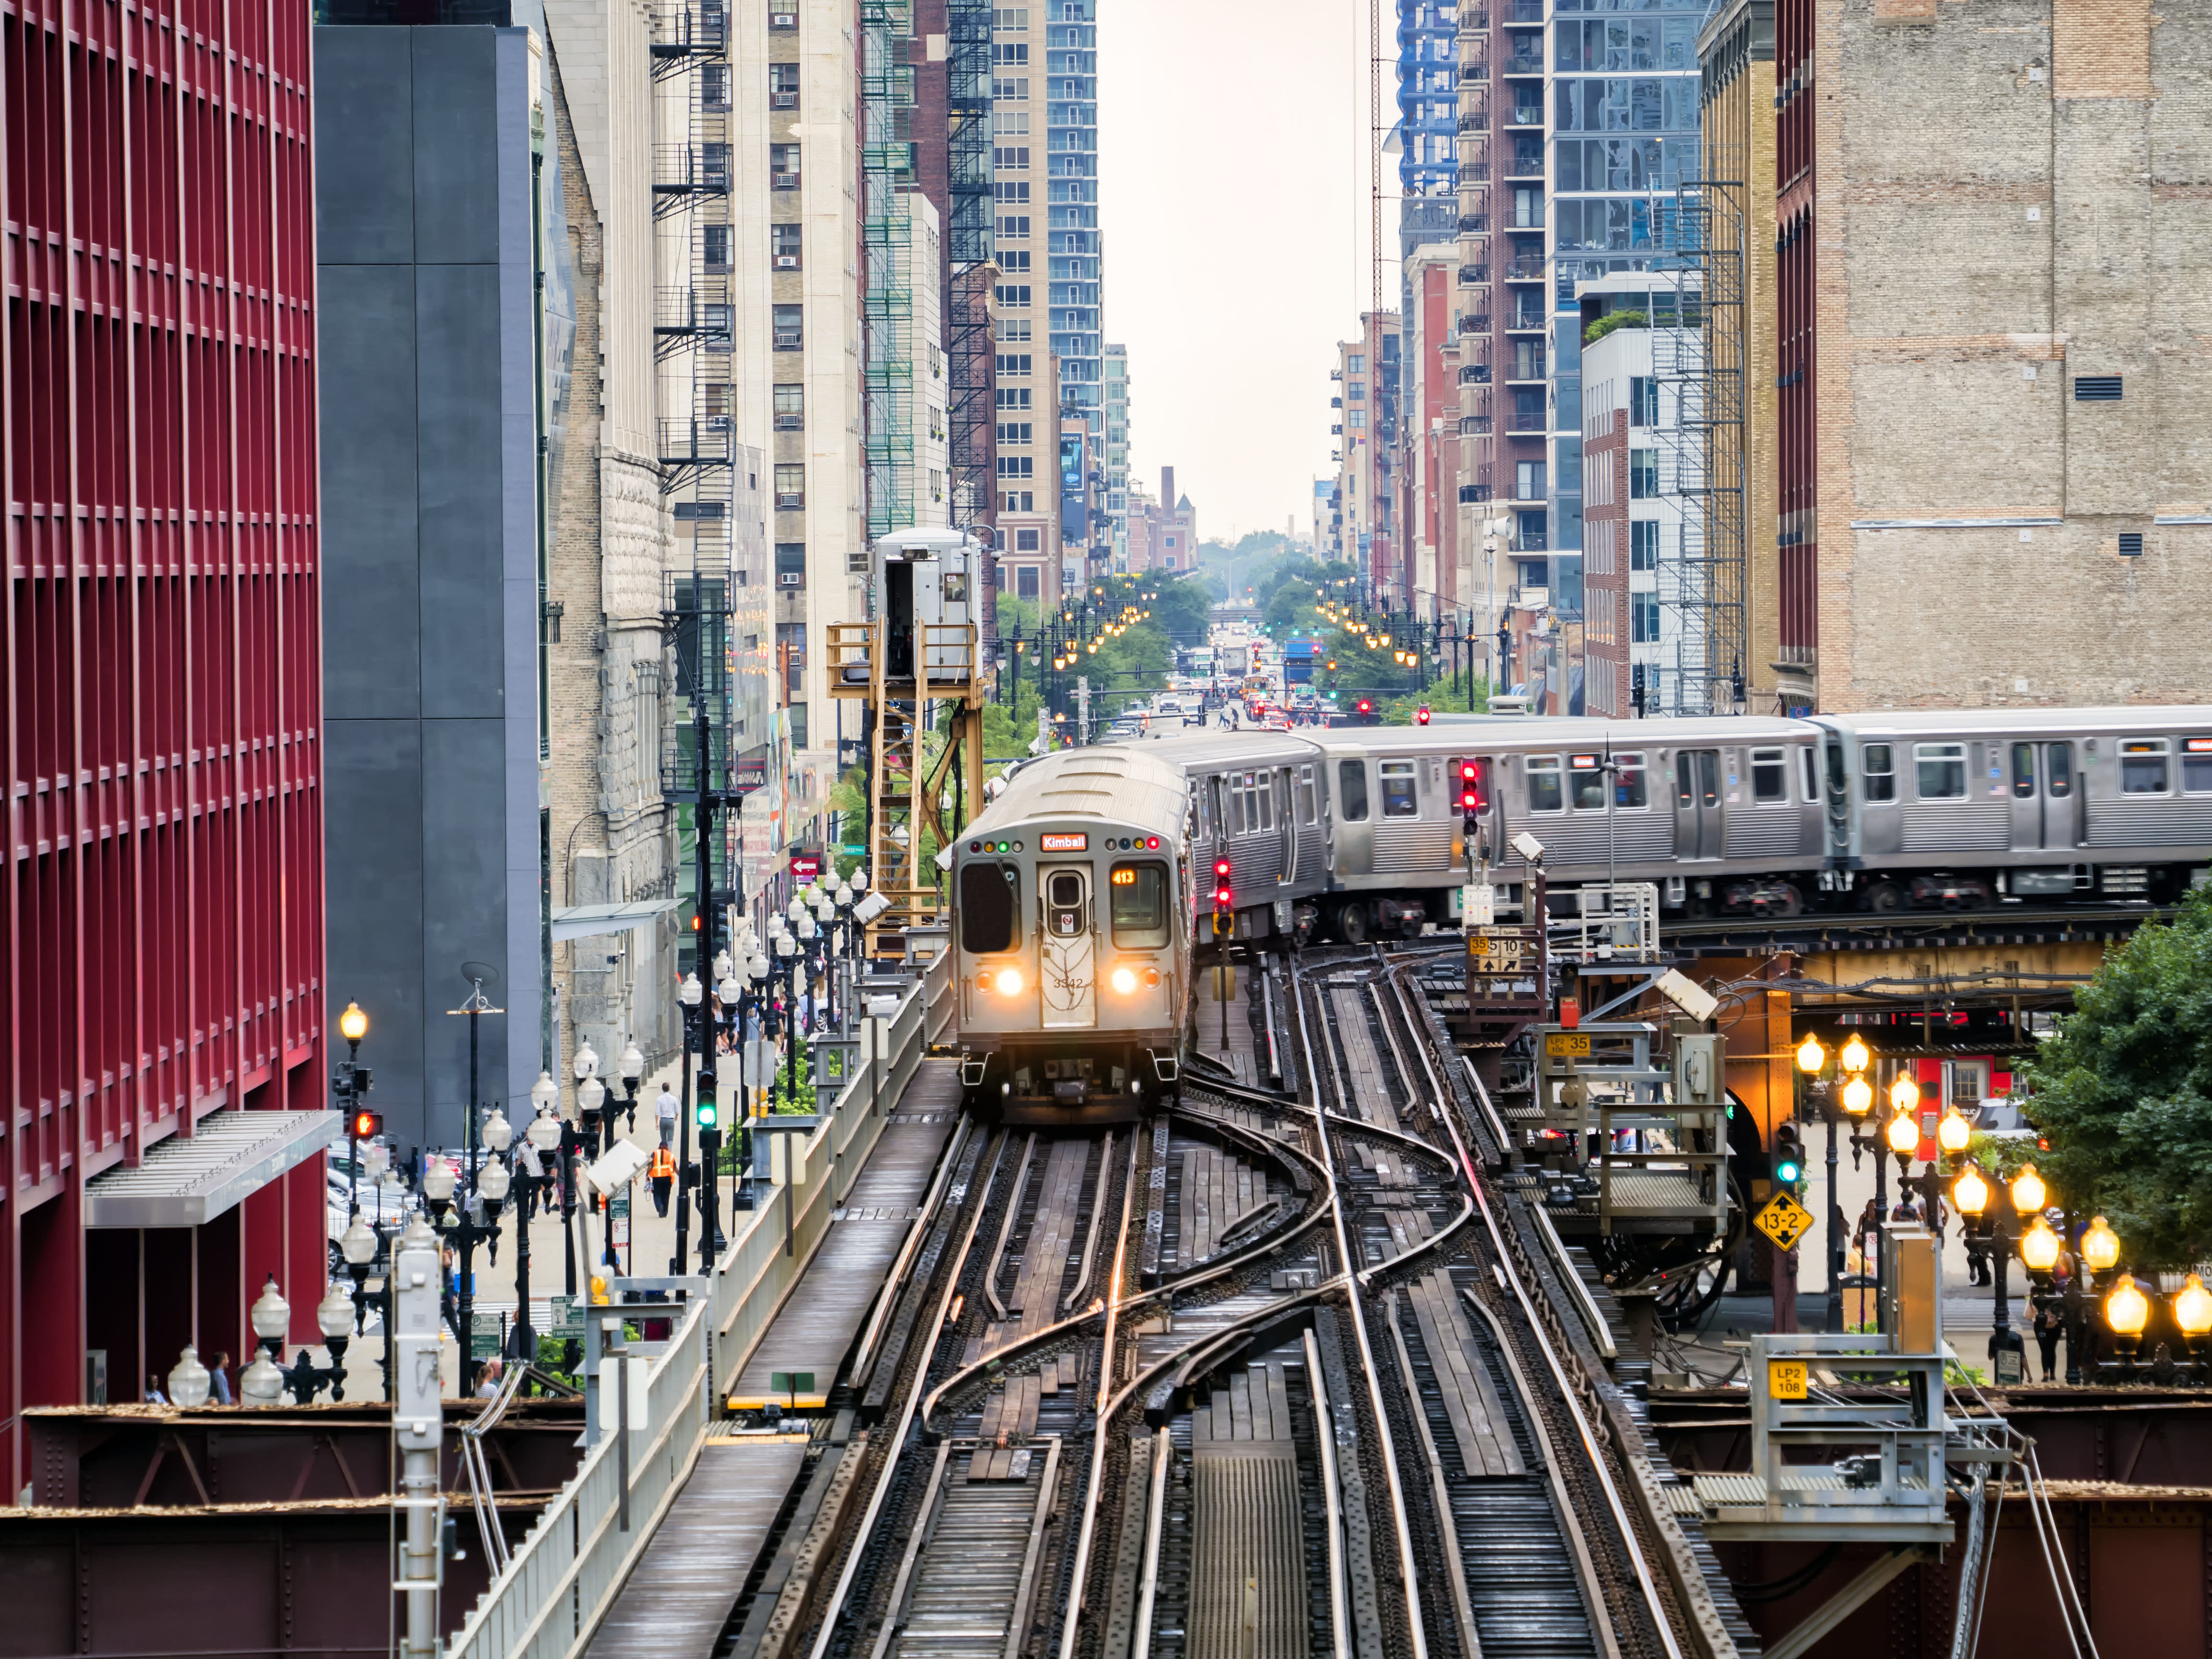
[1751,1190,1813,1253]
[1767,1358,1809,1401]
[1544,1032,1592,1057]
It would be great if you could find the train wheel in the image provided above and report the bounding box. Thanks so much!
[1863,881,1903,914]
[1336,902,1370,946]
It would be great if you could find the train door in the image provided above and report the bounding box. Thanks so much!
[1277,768,1298,882]
[1038,865,1097,1029]
[2009,741,2078,850]
[1673,749,1722,858]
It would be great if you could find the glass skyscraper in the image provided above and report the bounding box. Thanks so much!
[1546,1,1703,617]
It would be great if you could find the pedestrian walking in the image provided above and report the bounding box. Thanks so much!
[210,1351,235,1405]
[2034,1299,2063,1382]
[1962,1222,1990,1287]
[656,1081,679,1149]
[649,1144,676,1218]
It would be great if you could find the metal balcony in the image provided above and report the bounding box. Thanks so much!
[653,284,732,359]
[649,0,727,76]
[652,145,730,217]
[657,418,733,493]
[1507,104,1544,127]
[1502,50,1544,76]
[1504,256,1547,280]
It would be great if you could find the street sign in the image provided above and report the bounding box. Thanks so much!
[1544,1032,1592,1058]
[791,852,822,880]
[548,1295,582,1340]
[1767,1358,1809,1401]
[470,1310,505,1359]
[1752,1190,1814,1252]
[1469,929,1527,972]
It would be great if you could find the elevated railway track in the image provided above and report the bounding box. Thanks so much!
[742,945,1756,1659]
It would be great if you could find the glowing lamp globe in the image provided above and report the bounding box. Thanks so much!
[2105,1274,2151,1338]
[2081,1215,2120,1274]
[2009,1163,2047,1215]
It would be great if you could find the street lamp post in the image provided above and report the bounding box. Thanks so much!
[673,971,703,1274]
[337,1001,372,1219]
[1793,1035,1832,1330]
[1828,1035,1873,1331]
[1953,1158,2045,1383]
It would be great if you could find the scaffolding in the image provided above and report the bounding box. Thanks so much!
[862,0,917,541]
[1646,153,1747,718]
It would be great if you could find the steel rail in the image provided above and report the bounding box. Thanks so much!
[806,1131,1009,1659]
[1053,1128,1144,1659]
[1384,953,1683,1659]
[1304,1325,1352,1659]
[1129,1424,1173,1659]
[1294,965,1431,1659]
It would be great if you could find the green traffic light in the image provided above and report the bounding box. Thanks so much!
[697,1102,718,1129]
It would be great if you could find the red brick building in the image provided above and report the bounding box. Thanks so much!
[2,0,330,1480]
[1127,465,1197,575]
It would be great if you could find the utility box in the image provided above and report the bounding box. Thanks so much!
[1673,1033,1726,1107]
[873,528,981,685]
[1883,1225,1943,1355]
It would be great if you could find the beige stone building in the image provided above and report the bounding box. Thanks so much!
[1778,0,2212,712]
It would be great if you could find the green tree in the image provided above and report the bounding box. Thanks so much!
[2021,885,2212,1264]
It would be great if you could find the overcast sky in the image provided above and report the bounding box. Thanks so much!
[1097,1,1396,546]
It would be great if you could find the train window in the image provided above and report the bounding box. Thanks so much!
[1674,754,1693,807]
[958,862,1019,955]
[1915,743,1967,800]
[2184,739,2212,794]
[1527,755,1563,813]
[2011,744,2037,798]
[1190,783,1208,837]
[1751,747,1789,804]
[1297,765,1318,825]
[2120,738,2169,794]
[1338,760,1370,821]
[1109,863,1170,947]
[1862,744,1896,802]
[1800,747,1818,801]
[1614,754,1648,808]
[1046,869,1088,937]
[1249,771,1274,831]
[1826,744,1848,800]
[2048,744,2073,797]
[1569,755,1607,810]
[1380,760,1419,817]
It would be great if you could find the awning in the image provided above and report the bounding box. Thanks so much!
[85,1109,343,1229]
[552,899,679,944]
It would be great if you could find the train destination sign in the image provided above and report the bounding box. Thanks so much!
[1040,833,1088,852]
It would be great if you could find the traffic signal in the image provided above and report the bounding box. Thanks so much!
[697,1096,719,1130]
[1772,1121,1804,1187]
[1457,759,1485,831]
[349,1108,383,1141]
[1212,857,1233,912]
[1416,705,1431,725]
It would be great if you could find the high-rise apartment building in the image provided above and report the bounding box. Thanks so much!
[1774,0,2211,711]
[1044,0,1105,577]
[5,0,329,1478]
[1404,246,1464,616]
[1334,315,1402,592]
[1104,344,1131,569]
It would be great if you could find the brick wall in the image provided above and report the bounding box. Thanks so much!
[1811,0,2212,711]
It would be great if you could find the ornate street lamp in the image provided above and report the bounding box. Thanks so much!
[240,1276,289,1404]
[167,1346,213,1409]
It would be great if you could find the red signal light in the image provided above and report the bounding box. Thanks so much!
[1416,706,1431,725]
[1357,699,1372,714]
[1213,857,1232,911]
[349,1109,382,1140]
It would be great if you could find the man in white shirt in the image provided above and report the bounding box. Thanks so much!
[656,1082,679,1148]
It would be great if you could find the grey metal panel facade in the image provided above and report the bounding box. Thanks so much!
[316,23,543,1149]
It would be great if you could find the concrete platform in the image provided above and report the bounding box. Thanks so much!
[731,1059,962,1408]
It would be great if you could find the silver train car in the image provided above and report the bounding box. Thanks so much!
[951,746,1193,1123]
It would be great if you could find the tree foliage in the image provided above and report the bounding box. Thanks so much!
[2021,885,2212,1265]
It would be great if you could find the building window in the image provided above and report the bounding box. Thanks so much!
[775,464,805,508]
[775,541,806,588]
[997,387,1033,409]
[770,63,799,108]
[1632,593,1659,642]
[1349,354,1366,373]
[1515,460,1546,500]
[1016,565,1041,598]
[634,663,662,795]
[997,421,1034,445]
[702,224,732,271]
[1016,529,1041,551]
[773,304,803,349]
[1630,376,1658,427]
[1347,382,1365,400]
[998,215,1031,238]
[702,63,729,111]
[774,383,804,429]
[1349,409,1366,429]
[703,380,732,416]
[770,143,800,187]
[1630,450,1658,498]
[997,456,1034,479]
[1516,509,1547,551]
[1631,519,1658,570]
[996,284,1033,306]
[772,224,802,267]
[789,703,808,748]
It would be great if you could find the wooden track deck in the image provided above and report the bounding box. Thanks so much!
[582,1437,807,1659]
[731,1060,962,1404]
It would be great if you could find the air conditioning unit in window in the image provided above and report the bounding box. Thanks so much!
[769,11,797,27]
[772,172,800,190]
[773,254,800,269]
[771,91,797,108]
[779,571,805,587]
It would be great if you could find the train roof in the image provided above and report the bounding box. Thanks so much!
[1817,706,2212,738]
[968,746,1188,837]
[1123,731,1325,769]
[1303,714,1813,751]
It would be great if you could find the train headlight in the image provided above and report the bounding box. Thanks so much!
[1110,967,1138,995]
[995,968,1024,996]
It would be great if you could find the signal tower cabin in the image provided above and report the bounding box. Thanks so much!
[829,529,989,955]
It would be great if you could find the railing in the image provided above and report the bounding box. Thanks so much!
[446,976,935,1659]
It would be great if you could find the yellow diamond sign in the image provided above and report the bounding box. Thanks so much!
[1752,1190,1813,1253]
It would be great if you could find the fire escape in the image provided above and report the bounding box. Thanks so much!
[944,0,996,556]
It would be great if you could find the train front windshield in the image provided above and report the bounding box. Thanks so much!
[1108,862,1170,948]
